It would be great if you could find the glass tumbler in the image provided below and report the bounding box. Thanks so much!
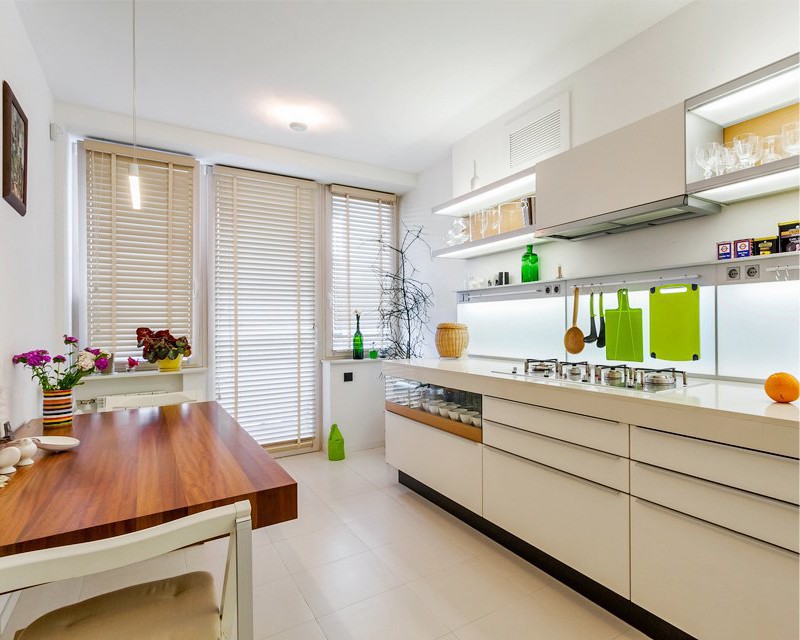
[733,133,761,169]
[695,142,720,179]
[782,122,800,156]
[762,135,783,164]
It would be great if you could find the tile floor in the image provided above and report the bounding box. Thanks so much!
[2,447,652,640]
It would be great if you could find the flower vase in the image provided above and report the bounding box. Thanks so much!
[42,389,74,429]
[158,355,183,372]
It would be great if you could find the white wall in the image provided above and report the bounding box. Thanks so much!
[0,1,56,431]
[322,360,385,452]
[402,0,800,356]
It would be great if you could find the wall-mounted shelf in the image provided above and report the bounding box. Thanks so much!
[433,225,549,260]
[687,156,799,204]
[432,166,536,217]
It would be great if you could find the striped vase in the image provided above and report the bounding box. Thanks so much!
[42,389,74,429]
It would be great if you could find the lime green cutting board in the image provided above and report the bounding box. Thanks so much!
[649,284,700,361]
[605,289,643,362]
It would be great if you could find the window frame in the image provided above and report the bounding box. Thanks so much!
[74,139,204,369]
[323,184,399,359]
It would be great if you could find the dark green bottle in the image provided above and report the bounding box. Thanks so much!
[521,244,539,282]
[353,313,364,359]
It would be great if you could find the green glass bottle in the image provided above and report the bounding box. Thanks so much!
[352,313,364,359]
[521,245,539,282]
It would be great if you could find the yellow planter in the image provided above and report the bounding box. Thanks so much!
[157,355,183,372]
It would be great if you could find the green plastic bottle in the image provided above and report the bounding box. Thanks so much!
[352,313,364,360]
[521,245,539,282]
[328,424,345,461]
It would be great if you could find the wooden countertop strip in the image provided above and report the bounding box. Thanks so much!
[385,401,483,443]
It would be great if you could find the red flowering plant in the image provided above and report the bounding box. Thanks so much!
[136,328,192,363]
[12,335,110,390]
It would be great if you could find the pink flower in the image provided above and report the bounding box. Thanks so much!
[53,355,67,363]
[95,357,109,371]
[127,357,139,368]
[85,348,101,356]
[63,335,79,345]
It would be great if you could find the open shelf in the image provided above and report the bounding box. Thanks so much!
[385,401,482,442]
[432,166,536,217]
[687,155,799,203]
[433,225,549,259]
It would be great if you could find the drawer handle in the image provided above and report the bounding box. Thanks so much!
[633,497,799,557]
[488,445,623,495]
[485,397,620,426]
[485,419,622,460]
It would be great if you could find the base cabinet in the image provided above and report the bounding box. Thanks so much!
[385,412,482,514]
[483,446,630,597]
[631,497,800,640]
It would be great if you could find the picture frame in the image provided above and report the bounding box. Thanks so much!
[3,81,28,217]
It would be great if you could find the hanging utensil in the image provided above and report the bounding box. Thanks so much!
[584,291,598,343]
[564,287,585,355]
[604,288,643,362]
[649,284,700,361]
[596,291,606,348]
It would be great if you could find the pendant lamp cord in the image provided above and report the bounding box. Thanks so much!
[131,0,137,163]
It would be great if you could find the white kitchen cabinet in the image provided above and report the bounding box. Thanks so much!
[483,446,630,597]
[483,396,628,456]
[631,497,799,640]
[535,103,685,232]
[385,412,482,515]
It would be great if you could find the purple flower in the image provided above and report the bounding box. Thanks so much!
[85,348,101,356]
[53,355,67,363]
[63,335,79,345]
[95,357,109,371]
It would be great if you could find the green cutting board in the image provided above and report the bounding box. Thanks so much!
[605,289,643,362]
[649,284,700,361]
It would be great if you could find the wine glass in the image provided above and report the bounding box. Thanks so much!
[733,133,761,169]
[490,207,501,236]
[695,142,720,179]
[782,122,800,156]
[717,144,737,175]
[479,209,489,239]
[762,135,783,164]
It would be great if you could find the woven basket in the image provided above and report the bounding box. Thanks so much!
[435,323,469,358]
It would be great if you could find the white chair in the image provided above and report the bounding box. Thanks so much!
[0,501,253,640]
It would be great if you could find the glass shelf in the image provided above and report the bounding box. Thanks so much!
[432,226,549,260]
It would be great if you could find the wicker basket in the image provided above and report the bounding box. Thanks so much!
[435,323,469,358]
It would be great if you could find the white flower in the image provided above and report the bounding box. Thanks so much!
[77,352,95,371]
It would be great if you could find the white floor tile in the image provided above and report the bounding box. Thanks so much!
[266,488,343,542]
[292,549,402,616]
[304,467,376,501]
[274,523,368,574]
[326,489,403,522]
[345,504,428,548]
[453,586,631,640]
[474,544,555,595]
[253,576,314,639]
[318,584,449,640]
[373,528,475,582]
[266,620,328,640]
[408,557,528,629]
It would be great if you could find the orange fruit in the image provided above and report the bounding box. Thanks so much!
[764,372,800,403]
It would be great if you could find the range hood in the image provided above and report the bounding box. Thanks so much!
[535,195,720,241]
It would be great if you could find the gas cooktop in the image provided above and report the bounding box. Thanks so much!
[492,358,706,393]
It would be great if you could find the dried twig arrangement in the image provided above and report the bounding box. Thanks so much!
[377,225,434,359]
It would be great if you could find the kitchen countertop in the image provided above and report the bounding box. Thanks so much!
[382,358,800,458]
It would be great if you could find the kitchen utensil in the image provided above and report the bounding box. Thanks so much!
[604,288,643,361]
[564,287,585,355]
[33,436,81,452]
[596,292,606,348]
[584,291,598,343]
[649,284,701,361]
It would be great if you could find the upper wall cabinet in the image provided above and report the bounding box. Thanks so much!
[685,54,800,204]
[535,104,719,240]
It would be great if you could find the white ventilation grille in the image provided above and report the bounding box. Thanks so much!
[506,92,570,170]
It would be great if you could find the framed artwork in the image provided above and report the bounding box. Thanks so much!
[3,81,28,216]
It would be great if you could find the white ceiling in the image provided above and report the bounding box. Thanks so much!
[17,0,689,174]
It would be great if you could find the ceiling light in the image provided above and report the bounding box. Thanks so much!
[289,121,308,132]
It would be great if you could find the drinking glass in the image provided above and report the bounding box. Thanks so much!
[762,135,783,164]
[695,141,720,179]
[733,133,761,169]
[782,122,800,156]
[479,209,489,239]
[717,144,737,175]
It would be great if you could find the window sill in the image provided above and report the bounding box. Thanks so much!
[81,367,208,382]
[321,358,385,365]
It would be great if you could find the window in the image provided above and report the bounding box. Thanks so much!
[80,140,196,363]
[328,185,396,355]
[213,166,318,447]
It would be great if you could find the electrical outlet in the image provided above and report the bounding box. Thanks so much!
[745,264,760,280]
[726,266,741,281]
[343,372,353,382]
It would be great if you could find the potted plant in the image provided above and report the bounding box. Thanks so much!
[12,335,109,428]
[136,328,192,371]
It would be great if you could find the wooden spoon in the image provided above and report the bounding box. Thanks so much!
[564,287,585,354]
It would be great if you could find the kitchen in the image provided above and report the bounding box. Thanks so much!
[0,1,798,640]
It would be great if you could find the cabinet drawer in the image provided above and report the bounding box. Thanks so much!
[631,497,799,640]
[484,397,627,456]
[483,446,629,597]
[631,461,799,552]
[631,425,799,504]
[385,412,482,515]
[484,420,628,492]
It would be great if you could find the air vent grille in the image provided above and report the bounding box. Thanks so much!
[510,109,563,168]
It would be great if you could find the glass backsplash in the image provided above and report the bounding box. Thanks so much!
[457,281,799,380]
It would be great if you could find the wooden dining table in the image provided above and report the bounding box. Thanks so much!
[0,401,297,557]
